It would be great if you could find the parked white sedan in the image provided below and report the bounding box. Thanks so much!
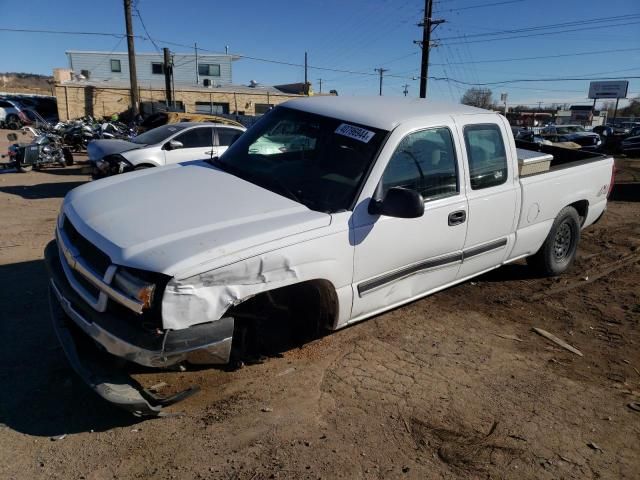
[88,122,246,178]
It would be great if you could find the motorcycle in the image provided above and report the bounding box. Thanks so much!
[7,128,74,172]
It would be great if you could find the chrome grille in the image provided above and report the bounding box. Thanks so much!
[57,215,145,314]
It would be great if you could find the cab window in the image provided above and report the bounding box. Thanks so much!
[381,127,459,201]
[464,124,508,190]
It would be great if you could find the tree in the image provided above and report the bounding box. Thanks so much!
[620,96,640,117]
[460,88,494,109]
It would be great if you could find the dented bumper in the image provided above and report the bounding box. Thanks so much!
[44,240,234,415]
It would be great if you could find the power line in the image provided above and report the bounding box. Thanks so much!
[0,27,128,38]
[133,5,161,53]
[430,47,640,66]
[435,0,525,13]
[437,14,640,41]
[439,20,640,45]
[3,25,639,93]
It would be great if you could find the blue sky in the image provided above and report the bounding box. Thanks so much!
[1,0,639,108]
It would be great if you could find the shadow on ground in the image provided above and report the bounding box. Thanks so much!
[0,181,86,199]
[39,165,90,177]
[610,182,640,202]
[0,260,138,436]
[476,262,541,283]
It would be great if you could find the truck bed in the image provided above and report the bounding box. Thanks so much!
[515,139,610,176]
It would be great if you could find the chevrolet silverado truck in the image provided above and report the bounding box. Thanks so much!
[45,97,615,415]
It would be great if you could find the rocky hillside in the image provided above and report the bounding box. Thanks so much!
[0,73,54,96]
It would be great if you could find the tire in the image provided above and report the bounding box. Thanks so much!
[63,149,74,166]
[527,206,581,276]
[5,114,21,130]
[16,160,33,173]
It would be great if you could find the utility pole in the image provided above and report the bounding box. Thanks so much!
[195,43,199,85]
[415,0,444,98]
[123,0,139,116]
[403,84,409,97]
[304,51,308,95]
[318,78,323,94]
[375,68,388,96]
[163,47,173,107]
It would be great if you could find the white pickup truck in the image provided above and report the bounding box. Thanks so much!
[45,97,615,415]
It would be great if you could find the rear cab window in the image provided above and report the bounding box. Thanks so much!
[463,124,508,190]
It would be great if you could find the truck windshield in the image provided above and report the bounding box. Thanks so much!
[214,106,388,212]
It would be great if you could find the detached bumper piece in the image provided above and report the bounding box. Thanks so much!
[49,290,199,416]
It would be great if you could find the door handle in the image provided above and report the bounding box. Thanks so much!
[204,150,214,155]
[448,210,466,226]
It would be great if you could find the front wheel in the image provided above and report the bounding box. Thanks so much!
[63,149,74,166]
[527,206,581,276]
[5,114,21,130]
[16,159,33,173]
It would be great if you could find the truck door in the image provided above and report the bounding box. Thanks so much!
[455,116,518,280]
[351,125,468,319]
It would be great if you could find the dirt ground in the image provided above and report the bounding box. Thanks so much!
[0,131,639,479]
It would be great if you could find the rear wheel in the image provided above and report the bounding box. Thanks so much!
[527,206,581,276]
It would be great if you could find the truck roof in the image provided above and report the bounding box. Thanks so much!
[281,96,491,131]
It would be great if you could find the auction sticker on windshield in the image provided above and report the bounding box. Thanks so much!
[335,123,375,143]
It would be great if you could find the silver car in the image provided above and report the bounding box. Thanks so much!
[88,122,246,178]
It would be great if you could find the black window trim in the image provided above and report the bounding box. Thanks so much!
[110,59,121,73]
[462,122,509,191]
[380,125,461,204]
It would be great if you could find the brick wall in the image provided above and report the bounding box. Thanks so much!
[55,84,303,120]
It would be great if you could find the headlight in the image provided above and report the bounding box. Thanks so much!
[95,159,109,172]
[113,269,156,309]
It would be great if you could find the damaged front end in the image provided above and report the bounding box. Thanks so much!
[91,154,135,179]
[44,232,235,416]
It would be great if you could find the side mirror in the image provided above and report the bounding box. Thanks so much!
[165,139,184,150]
[368,187,425,218]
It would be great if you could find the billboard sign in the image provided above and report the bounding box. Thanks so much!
[588,80,629,99]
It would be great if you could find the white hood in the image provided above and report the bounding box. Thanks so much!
[63,162,331,276]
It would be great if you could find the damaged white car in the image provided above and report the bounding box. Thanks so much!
[45,96,614,415]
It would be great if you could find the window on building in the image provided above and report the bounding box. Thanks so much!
[463,124,508,190]
[110,59,121,73]
[195,102,229,115]
[216,128,243,147]
[80,69,90,79]
[198,64,221,77]
[174,127,214,148]
[151,63,164,75]
[255,103,274,115]
[381,127,459,201]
